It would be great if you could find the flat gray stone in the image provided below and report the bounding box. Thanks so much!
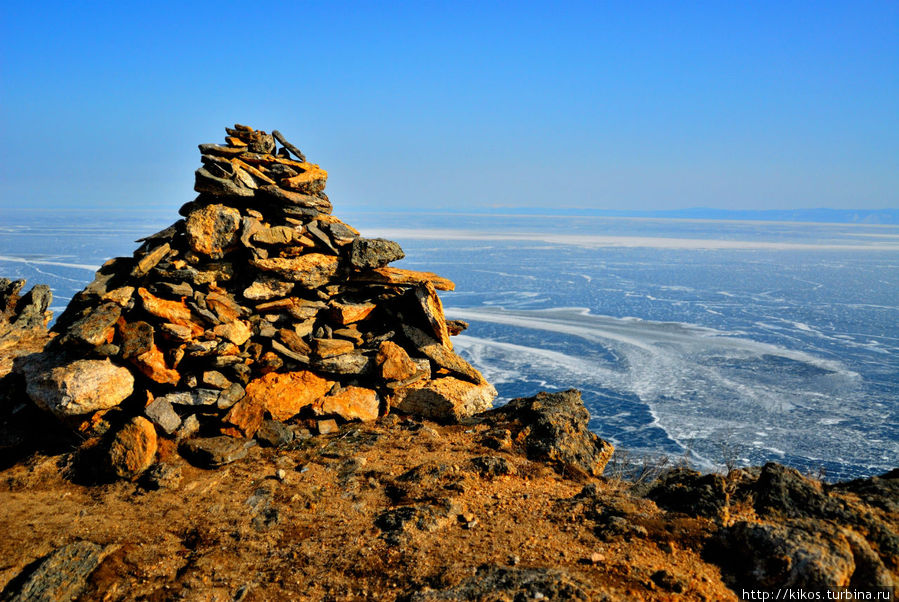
[180,436,255,468]
[349,238,404,269]
[160,389,219,406]
[255,420,294,448]
[216,383,246,410]
[3,541,117,602]
[145,398,181,435]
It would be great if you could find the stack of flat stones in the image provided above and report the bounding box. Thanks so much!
[19,124,496,478]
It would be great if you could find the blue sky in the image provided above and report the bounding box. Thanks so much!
[1,1,896,214]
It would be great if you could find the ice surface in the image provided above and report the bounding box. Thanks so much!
[3,210,897,478]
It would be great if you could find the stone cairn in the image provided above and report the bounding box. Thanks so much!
[20,124,496,478]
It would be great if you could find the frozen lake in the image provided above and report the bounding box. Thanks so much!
[2,209,897,479]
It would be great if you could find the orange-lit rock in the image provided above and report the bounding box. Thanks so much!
[315,215,360,235]
[65,303,121,347]
[131,344,180,385]
[221,397,265,439]
[376,341,417,381]
[108,416,158,479]
[390,377,497,422]
[281,163,328,194]
[330,301,375,325]
[401,324,486,384]
[102,286,135,307]
[238,153,307,170]
[205,288,242,322]
[159,322,194,342]
[137,288,203,336]
[24,358,135,418]
[242,278,294,301]
[416,282,452,349]
[254,297,325,320]
[317,387,379,422]
[213,320,252,345]
[352,267,455,291]
[232,158,276,185]
[185,204,242,257]
[249,254,340,288]
[132,243,171,277]
[313,338,354,358]
[278,329,312,355]
[224,370,334,436]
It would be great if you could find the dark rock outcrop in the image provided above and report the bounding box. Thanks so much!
[714,519,895,590]
[0,541,116,602]
[637,467,729,520]
[746,463,899,573]
[0,279,52,380]
[407,566,603,601]
[687,463,899,592]
[482,389,614,477]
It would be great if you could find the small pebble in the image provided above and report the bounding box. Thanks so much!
[276,469,287,481]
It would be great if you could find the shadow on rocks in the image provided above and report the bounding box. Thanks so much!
[479,389,613,479]
[402,565,608,601]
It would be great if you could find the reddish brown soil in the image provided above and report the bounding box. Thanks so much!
[0,417,741,601]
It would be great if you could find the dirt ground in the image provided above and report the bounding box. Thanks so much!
[0,415,742,601]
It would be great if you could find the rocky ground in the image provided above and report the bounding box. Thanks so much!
[1,388,896,601]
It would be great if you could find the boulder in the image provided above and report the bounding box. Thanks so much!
[255,419,294,447]
[0,279,53,379]
[391,377,496,421]
[180,436,255,468]
[407,566,597,601]
[352,267,455,291]
[317,386,379,422]
[281,163,328,194]
[349,237,405,269]
[242,278,294,301]
[638,468,729,520]
[108,416,158,479]
[483,389,614,478]
[23,358,134,418]
[313,337,354,358]
[144,397,181,435]
[212,320,252,345]
[119,320,154,358]
[401,324,484,383]
[329,301,375,325]
[0,278,52,331]
[222,370,333,437]
[414,282,452,349]
[249,254,340,287]
[716,520,862,589]
[63,302,121,347]
[185,204,242,257]
[376,340,417,381]
[0,541,117,602]
[130,343,180,385]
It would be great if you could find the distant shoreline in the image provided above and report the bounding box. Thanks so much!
[4,206,897,225]
[374,207,899,225]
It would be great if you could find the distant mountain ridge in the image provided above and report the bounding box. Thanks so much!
[463,207,899,225]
